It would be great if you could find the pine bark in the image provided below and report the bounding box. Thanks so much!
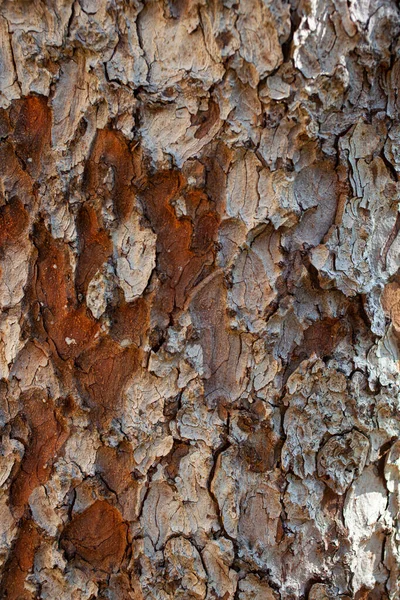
[0,1,399,599]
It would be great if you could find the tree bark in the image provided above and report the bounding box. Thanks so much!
[0,0,399,598]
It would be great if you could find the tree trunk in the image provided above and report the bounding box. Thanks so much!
[0,1,399,598]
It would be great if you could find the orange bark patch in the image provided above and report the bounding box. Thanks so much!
[0,519,42,600]
[10,390,69,518]
[60,500,128,575]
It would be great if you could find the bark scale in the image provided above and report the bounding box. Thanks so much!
[0,1,399,599]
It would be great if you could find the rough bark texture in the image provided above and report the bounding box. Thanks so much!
[0,1,400,599]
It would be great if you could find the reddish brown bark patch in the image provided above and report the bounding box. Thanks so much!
[84,129,137,222]
[140,170,188,318]
[60,500,128,575]
[10,390,69,518]
[238,409,281,473]
[185,189,220,254]
[192,99,220,140]
[140,171,219,324]
[75,204,112,298]
[0,198,29,249]
[108,573,145,600]
[321,486,345,519]
[10,95,51,178]
[109,296,150,347]
[0,140,35,207]
[96,442,141,520]
[75,337,139,428]
[201,141,233,213]
[97,443,130,487]
[0,519,42,600]
[355,584,389,600]
[164,442,190,480]
[32,222,99,360]
[301,317,348,359]
[0,107,11,137]
[167,0,191,19]
[284,317,349,385]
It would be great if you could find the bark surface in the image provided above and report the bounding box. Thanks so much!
[0,1,399,599]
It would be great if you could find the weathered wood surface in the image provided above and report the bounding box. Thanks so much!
[0,1,399,598]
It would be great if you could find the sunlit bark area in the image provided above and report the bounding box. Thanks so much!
[0,1,400,598]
